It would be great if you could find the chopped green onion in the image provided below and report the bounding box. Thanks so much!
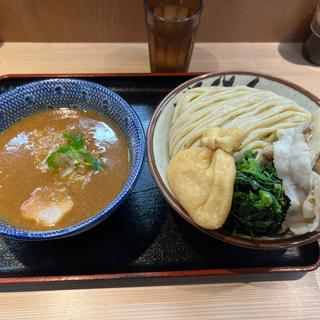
[46,131,103,172]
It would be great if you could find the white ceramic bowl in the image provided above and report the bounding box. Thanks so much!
[147,71,320,249]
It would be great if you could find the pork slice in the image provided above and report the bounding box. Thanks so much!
[308,110,320,166]
[273,126,316,234]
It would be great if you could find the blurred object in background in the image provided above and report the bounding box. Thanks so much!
[144,0,203,72]
[0,0,314,42]
[302,0,320,65]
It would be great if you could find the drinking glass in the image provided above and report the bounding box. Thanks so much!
[302,0,320,65]
[144,0,203,72]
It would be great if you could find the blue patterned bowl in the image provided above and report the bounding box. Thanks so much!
[0,78,145,240]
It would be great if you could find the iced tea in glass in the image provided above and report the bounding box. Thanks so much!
[302,0,320,65]
[144,0,203,72]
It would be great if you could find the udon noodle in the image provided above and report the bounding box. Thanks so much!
[169,86,311,159]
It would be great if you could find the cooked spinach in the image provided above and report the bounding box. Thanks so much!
[223,150,289,237]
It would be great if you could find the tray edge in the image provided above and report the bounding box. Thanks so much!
[0,72,203,82]
[0,72,319,284]
[1,261,319,285]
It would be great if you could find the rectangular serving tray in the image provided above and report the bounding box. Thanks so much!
[0,73,319,285]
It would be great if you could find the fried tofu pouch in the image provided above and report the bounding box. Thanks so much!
[167,127,244,230]
[167,147,235,229]
[200,127,245,153]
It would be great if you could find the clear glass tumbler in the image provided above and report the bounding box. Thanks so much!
[144,0,203,72]
[302,0,320,65]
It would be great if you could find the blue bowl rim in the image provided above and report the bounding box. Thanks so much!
[0,78,146,240]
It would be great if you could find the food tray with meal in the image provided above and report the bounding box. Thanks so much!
[0,73,319,285]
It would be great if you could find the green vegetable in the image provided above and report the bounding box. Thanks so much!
[223,150,289,237]
[63,133,85,150]
[46,131,103,172]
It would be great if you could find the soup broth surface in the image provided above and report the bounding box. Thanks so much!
[0,109,129,231]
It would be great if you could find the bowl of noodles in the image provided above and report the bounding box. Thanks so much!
[146,71,320,249]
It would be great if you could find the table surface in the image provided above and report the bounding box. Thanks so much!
[0,42,320,320]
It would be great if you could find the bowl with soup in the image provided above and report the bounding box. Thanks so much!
[0,78,145,240]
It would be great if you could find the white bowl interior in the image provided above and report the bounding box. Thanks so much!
[153,73,320,210]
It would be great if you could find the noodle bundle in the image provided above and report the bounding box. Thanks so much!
[169,86,311,159]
